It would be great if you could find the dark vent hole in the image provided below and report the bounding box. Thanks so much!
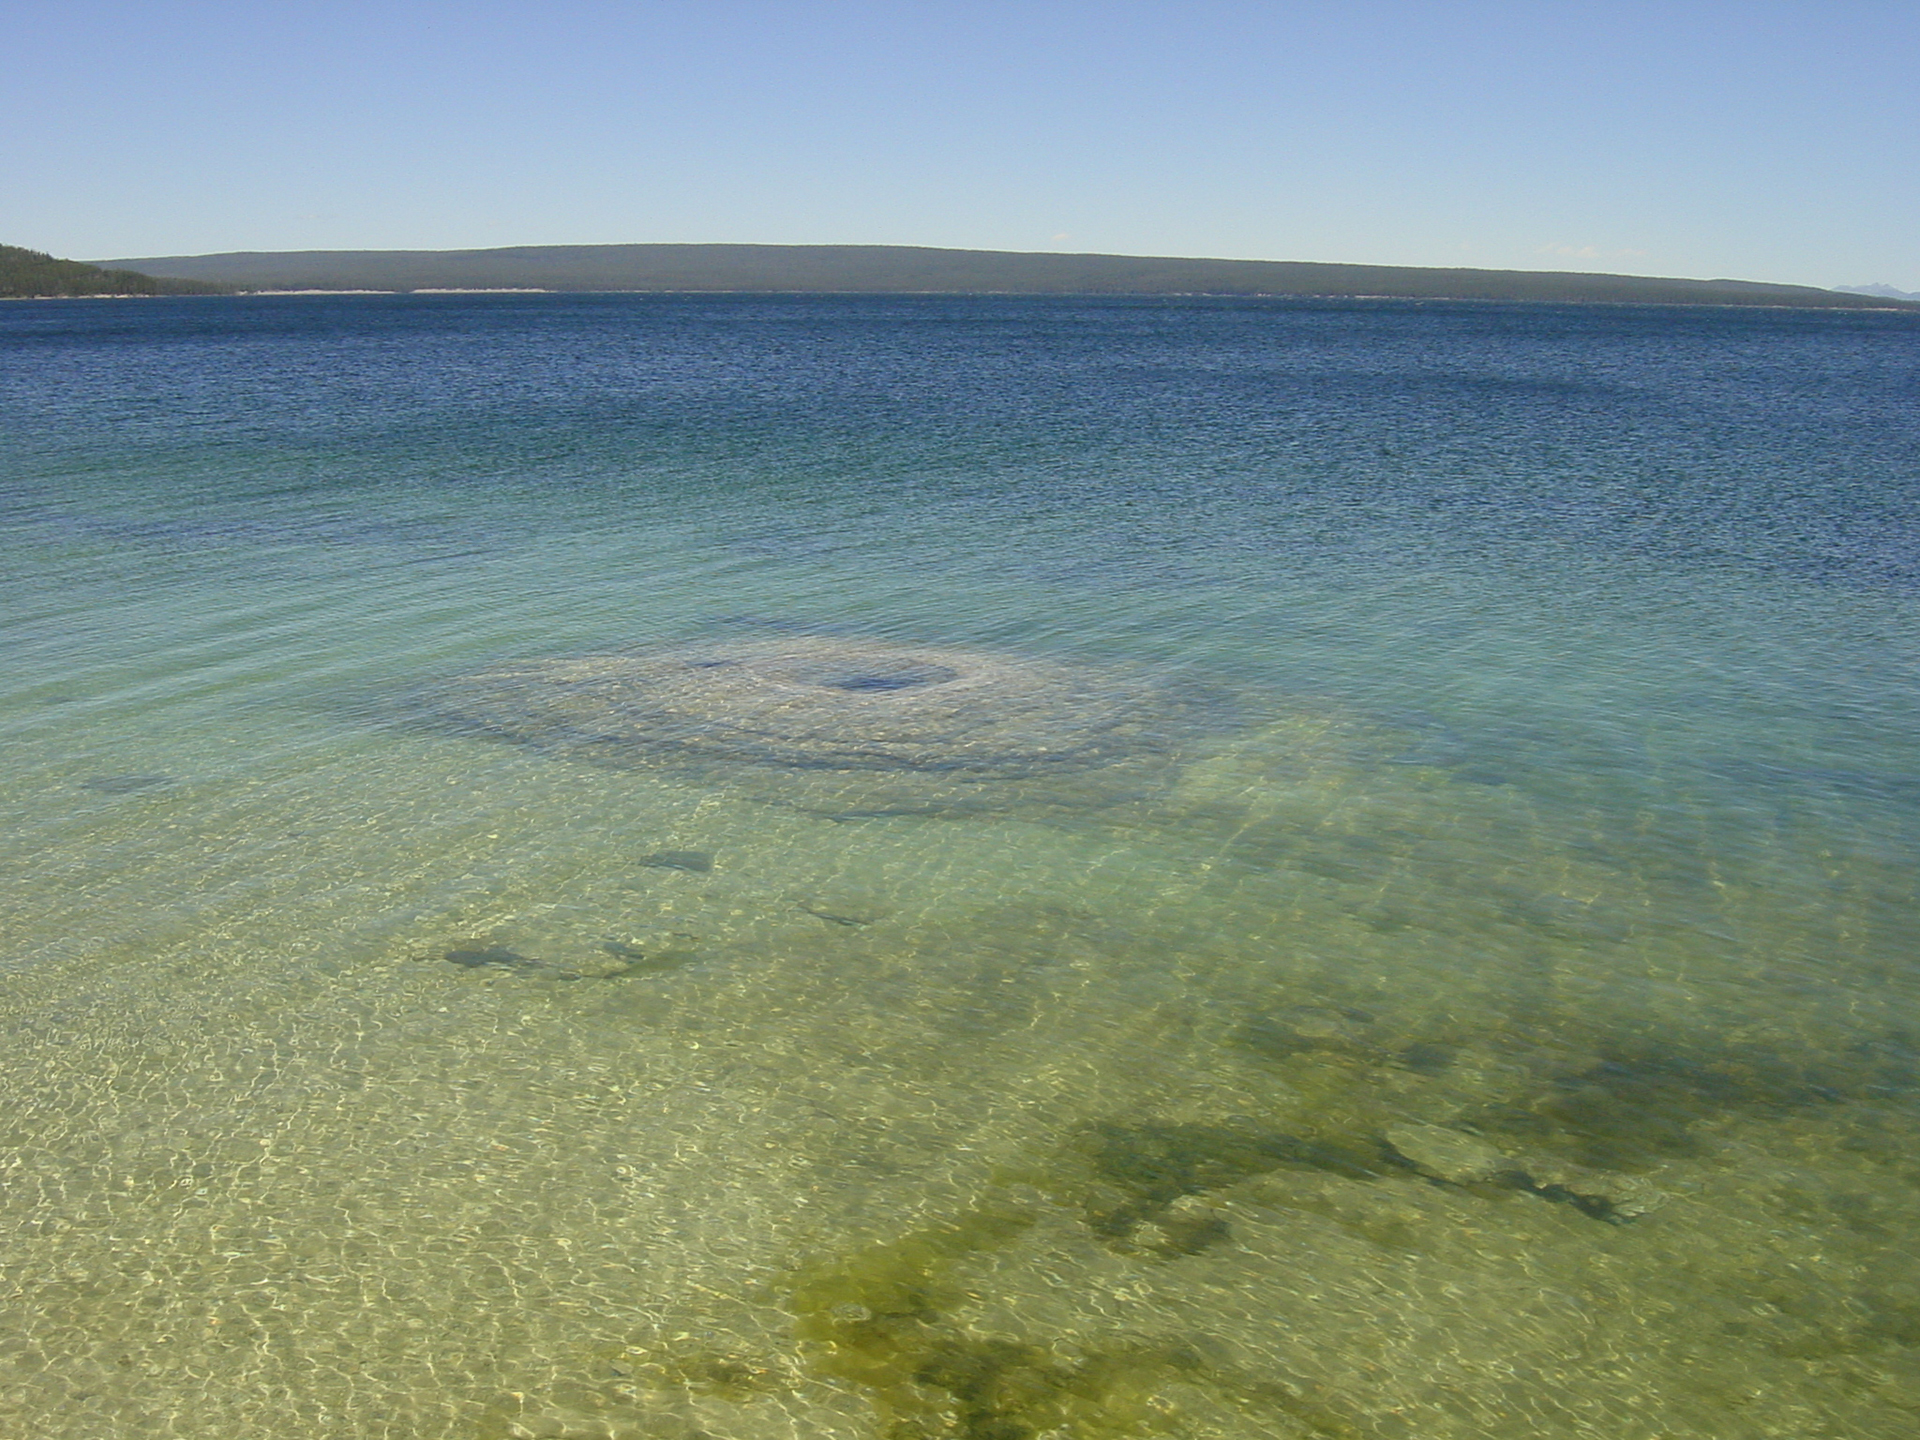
[816,663,959,692]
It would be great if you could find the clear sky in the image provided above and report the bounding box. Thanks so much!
[7,0,1915,289]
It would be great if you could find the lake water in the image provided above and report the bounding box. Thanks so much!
[2,293,1916,1439]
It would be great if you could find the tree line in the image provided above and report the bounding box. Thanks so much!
[1,244,231,298]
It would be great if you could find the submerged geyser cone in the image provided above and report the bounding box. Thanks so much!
[427,636,1223,811]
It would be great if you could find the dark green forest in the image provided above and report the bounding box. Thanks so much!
[1,245,230,298]
[12,239,1914,309]
[100,242,1919,309]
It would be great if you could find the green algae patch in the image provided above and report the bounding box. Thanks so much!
[1459,1034,1894,1170]
[785,1204,1197,1438]
[788,1206,1038,1403]
[783,1202,1364,1439]
[594,1332,798,1403]
[1073,1122,1389,1253]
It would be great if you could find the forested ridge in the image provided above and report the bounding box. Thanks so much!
[101,242,1920,309]
[14,240,1916,309]
[1,245,231,298]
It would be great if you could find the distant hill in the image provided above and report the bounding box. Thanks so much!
[99,243,1919,310]
[1,244,231,298]
[1835,283,1920,302]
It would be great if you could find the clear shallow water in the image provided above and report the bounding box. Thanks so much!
[1,293,1916,1439]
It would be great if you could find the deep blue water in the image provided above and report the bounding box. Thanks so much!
[8,295,1918,585]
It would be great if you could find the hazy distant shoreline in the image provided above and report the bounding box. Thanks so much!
[95,243,1920,311]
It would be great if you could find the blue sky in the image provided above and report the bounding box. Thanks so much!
[7,0,1915,288]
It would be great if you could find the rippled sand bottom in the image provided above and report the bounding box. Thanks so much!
[4,700,1914,1440]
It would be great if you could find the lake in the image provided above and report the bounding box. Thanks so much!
[2,292,1916,1438]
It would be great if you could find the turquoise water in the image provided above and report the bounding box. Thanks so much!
[2,293,1916,1438]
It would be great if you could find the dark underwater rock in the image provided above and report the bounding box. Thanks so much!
[1383,1122,1512,1185]
[639,850,713,873]
[796,900,881,928]
[1077,1120,1390,1250]
[444,946,540,971]
[598,940,700,976]
[443,946,580,980]
[81,774,172,794]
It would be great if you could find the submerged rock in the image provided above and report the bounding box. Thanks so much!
[796,903,876,928]
[598,940,700,976]
[80,774,172,794]
[445,946,540,972]
[1383,1123,1515,1185]
[1384,1122,1650,1223]
[443,947,581,980]
[639,850,713,873]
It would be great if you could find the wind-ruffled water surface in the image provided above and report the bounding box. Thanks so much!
[2,293,1917,1439]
